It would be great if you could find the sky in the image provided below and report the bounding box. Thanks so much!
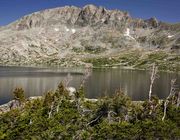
[0,0,180,26]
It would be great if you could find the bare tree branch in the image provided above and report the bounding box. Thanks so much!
[87,115,102,126]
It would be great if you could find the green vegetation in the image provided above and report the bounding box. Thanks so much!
[84,50,180,72]
[134,52,180,72]
[72,45,106,54]
[0,83,179,139]
[13,88,26,104]
[84,51,141,67]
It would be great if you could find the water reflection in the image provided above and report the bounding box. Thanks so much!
[0,66,179,104]
[85,69,179,100]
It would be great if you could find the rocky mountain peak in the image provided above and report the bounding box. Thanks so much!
[0,4,179,67]
[83,4,98,11]
[9,4,132,30]
[145,17,159,28]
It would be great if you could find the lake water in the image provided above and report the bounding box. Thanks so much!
[0,66,179,105]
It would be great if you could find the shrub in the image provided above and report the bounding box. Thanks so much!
[13,87,25,103]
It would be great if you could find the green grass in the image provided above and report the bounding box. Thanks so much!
[83,50,179,72]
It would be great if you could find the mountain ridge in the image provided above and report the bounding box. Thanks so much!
[0,4,179,71]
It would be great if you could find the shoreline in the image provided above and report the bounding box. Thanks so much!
[0,64,179,75]
[0,96,98,114]
[0,95,146,114]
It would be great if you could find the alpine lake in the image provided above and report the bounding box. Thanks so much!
[0,66,179,105]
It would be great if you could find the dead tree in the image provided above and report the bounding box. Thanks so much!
[177,91,180,108]
[149,63,158,102]
[63,73,73,87]
[108,111,117,124]
[75,67,92,112]
[162,79,176,121]
[56,98,62,113]
[48,101,55,119]
[81,66,92,86]
[169,79,177,97]
[162,100,169,121]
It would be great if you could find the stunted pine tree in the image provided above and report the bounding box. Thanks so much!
[43,91,55,118]
[55,81,71,113]
[75,85,85,99]
[43,91,55,107]
[13,87,25,103]
[75,85,85,112]
[55,82,69,99]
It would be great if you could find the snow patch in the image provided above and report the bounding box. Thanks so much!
[71,28,76,33]
[101,18,106,22]
[124,28,135,40]
[54,28,59,32]
[65,26,70,32]
[66,28,70,32]
[118,17,122,20]
[125,28,130,36]
[64,27,76,33]
[168,35,174,38]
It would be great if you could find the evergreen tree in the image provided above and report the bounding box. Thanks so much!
[75,85,85,100]
[13,87,25,103]
[55,82,69,99]
[43,91,55,107]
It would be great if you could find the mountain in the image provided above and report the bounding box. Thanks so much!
[0,5,179,70]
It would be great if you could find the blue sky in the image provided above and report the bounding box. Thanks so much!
[0,0,180,26]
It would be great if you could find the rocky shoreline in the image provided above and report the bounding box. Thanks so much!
[0,95,146,115]
[0,95,99,114]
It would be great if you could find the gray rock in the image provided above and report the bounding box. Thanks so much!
[0,4,179,66]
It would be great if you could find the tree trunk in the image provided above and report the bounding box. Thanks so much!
[177,91,180,108]
[162,100,169,121]
[162,79,176,121]
[149,64,158,102]
[48,102,54,119]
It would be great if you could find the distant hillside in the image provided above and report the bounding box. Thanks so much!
[0,5,179,71]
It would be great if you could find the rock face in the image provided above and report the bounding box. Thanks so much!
[10,5,131,30]
[0,4,179,66]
